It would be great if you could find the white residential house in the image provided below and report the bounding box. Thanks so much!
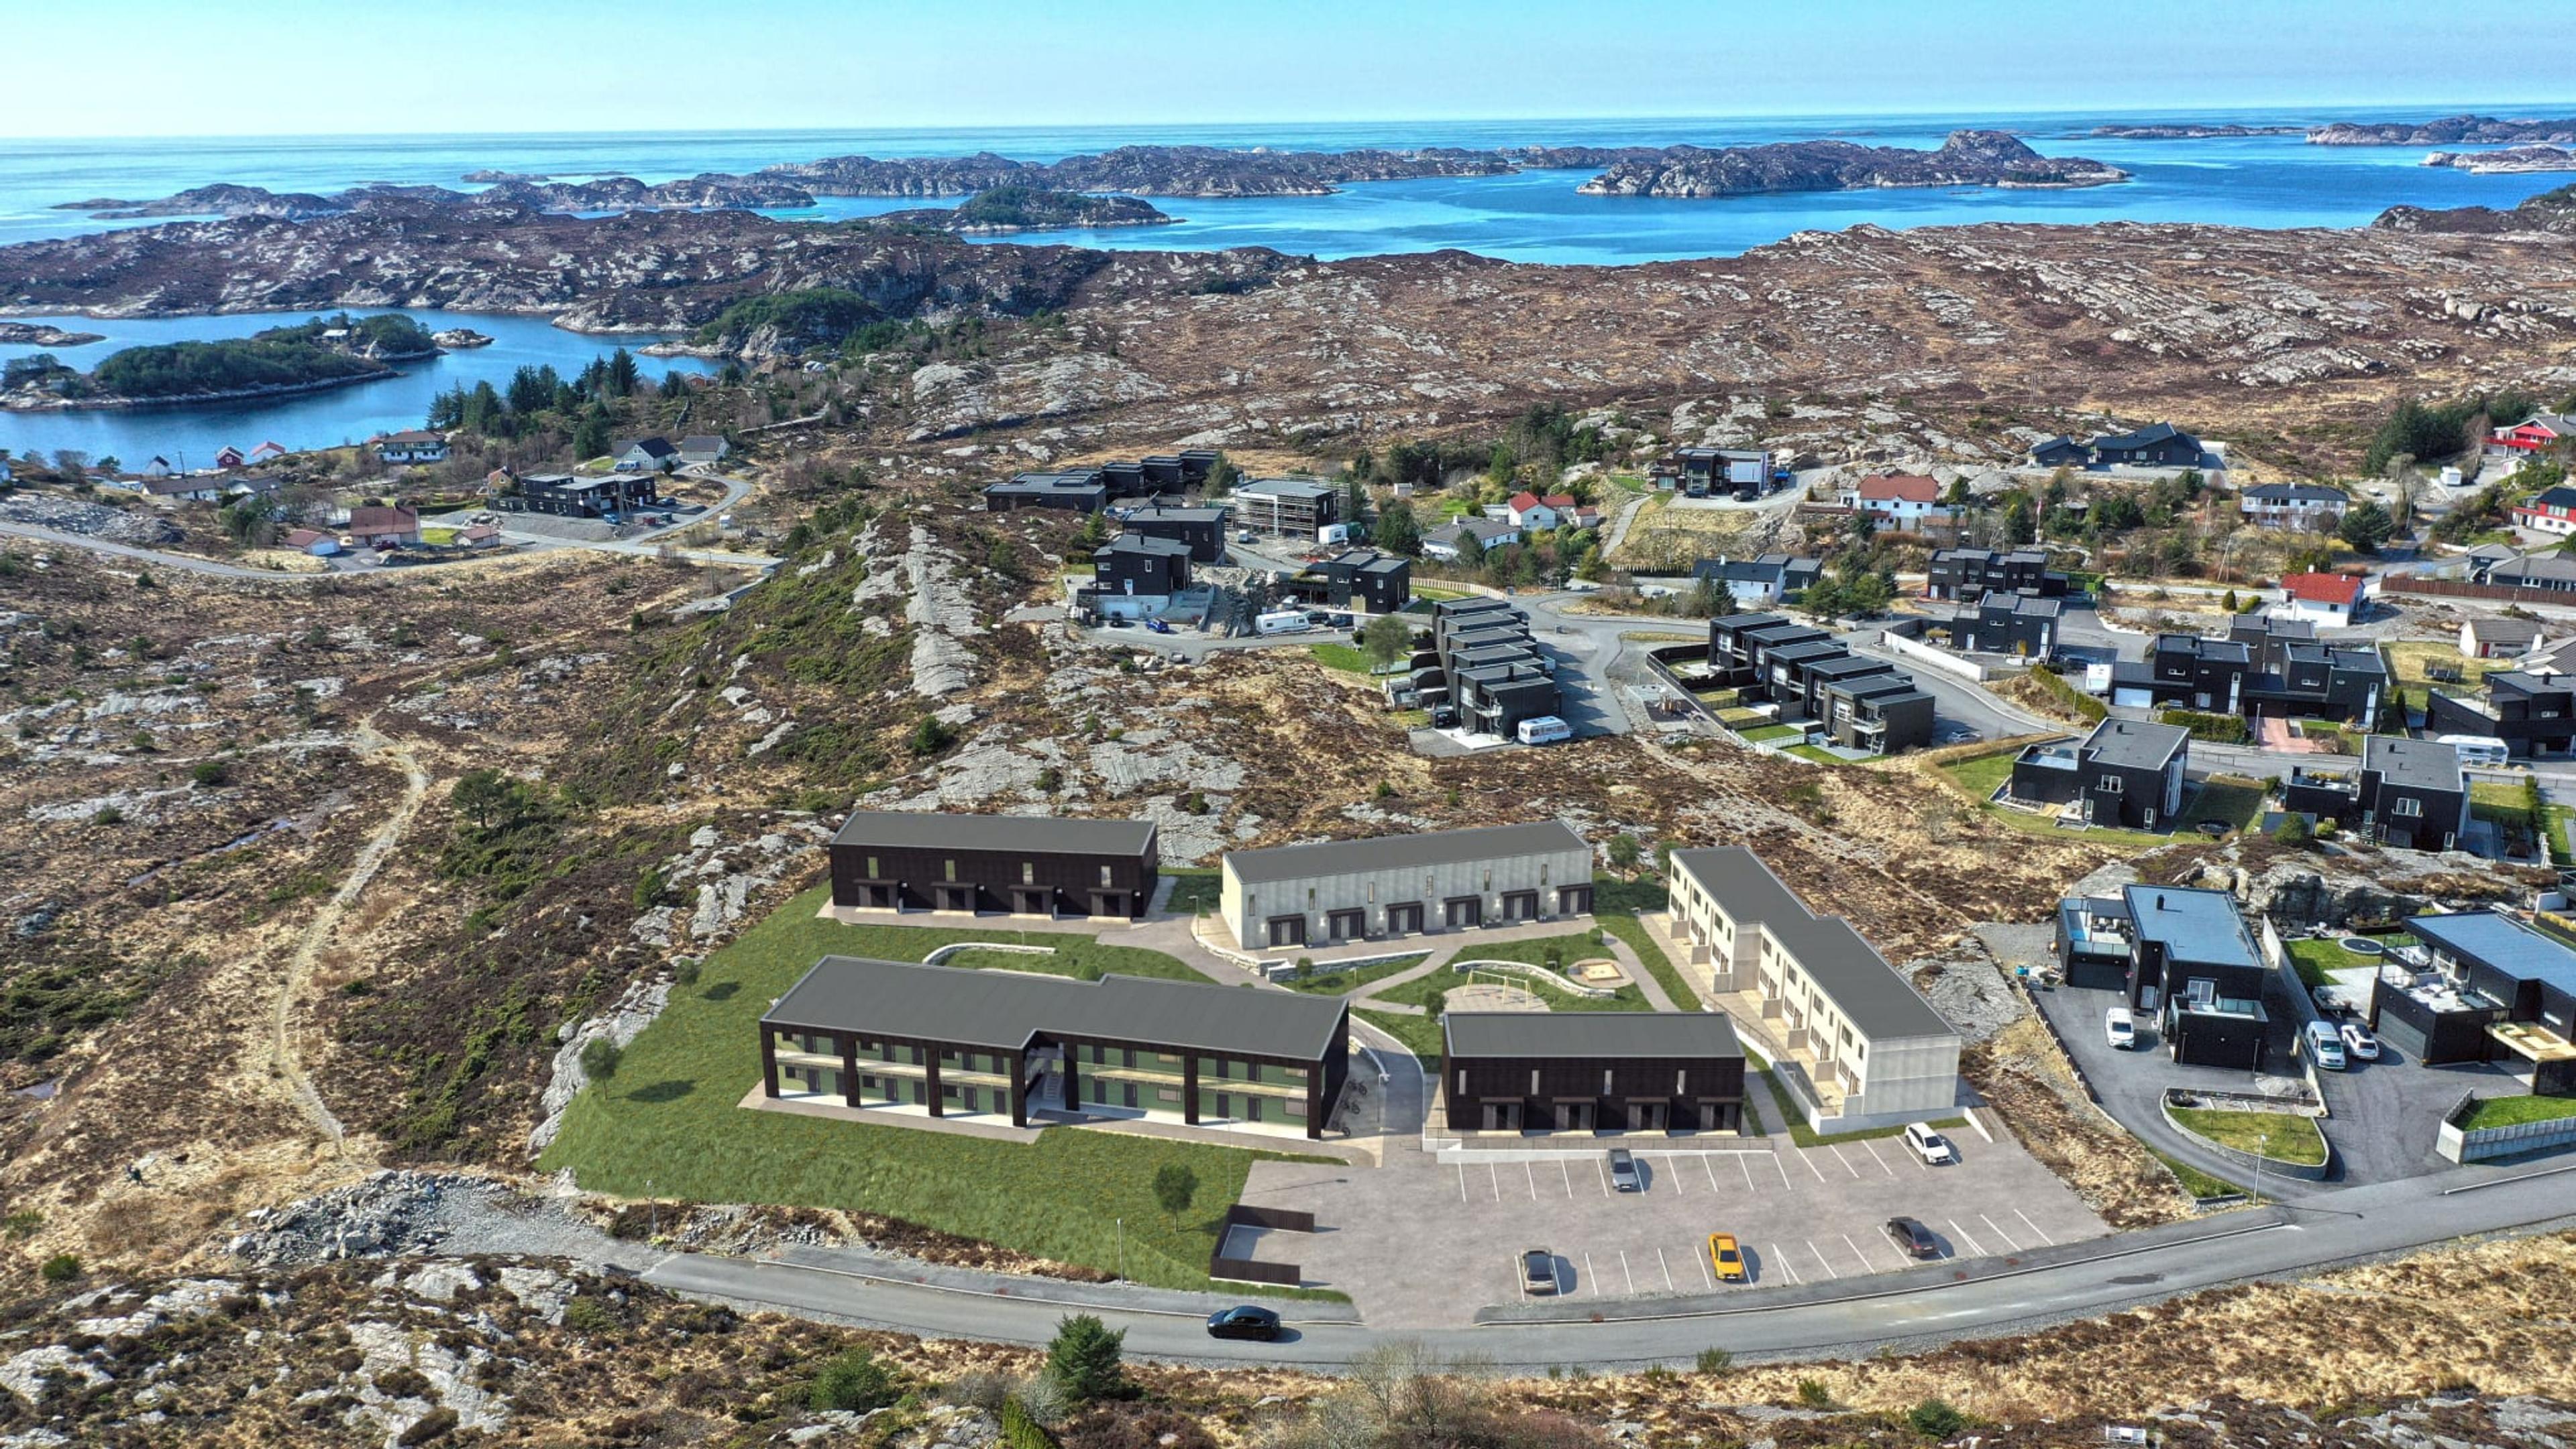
[2239,482,2347,531]
[1421,517,1519,561]
[1837,474,1949,531]
[1505,491,1560,529]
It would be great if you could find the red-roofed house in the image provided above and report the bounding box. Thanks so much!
[2510,484,2576,537]
[2488,413,2576,455]
[1505,491,1560,529]
[346,505,421,549]
[2278,572,2367,627]
[1837,473,1949,531]
[213,445,247,470]
[249,440,289,464]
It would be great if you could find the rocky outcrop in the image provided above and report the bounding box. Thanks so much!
[429,327,492,347]
[2373,185,2576,235]
[2086,123,2302,139]
[0,323,103,347]
[2423,145,2576,174]
[759,144,1513,197]
[877,187,1175,233]
[1576,131,2127,197]
[54,182,345,220]
[2311,114,2576,146]
[468,172,816,211]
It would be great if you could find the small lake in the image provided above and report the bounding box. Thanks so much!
[0,309,716,468]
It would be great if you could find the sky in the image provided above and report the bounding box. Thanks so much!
[7,0,2571,137]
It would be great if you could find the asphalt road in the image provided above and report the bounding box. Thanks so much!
[0,519,284,578]
[641,1161,2576,1367]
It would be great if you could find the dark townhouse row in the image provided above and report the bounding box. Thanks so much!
[1706,612,1936,754]
[2054,885,2271,1069]
[2106,615,2384,723]
[2282,735,2469,852]
[1282,548,1413,613]
[2008,718,2190,831]
[1440,1012,1746,1134]
[1926,592,2062,658]
[761,955,1350,1136]
[983,451,1223,513]
[828,812,1159,919]
[2427,671,2576,759]
[2369,911,2575,1096]
[1925,547,2068,602]
[1413,597,1561,739]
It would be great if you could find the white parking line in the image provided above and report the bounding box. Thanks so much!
[1945,1217,1988,1257]
[1458,1167,1468,1202]
[1860,1138,1898,1177]
[2014,1208,2053,1246]
[1489,1163,1501,1200]
[1796,1150,1825,1183]
[1827,1143,1863,1179]
[1666,1155,1687,1194]
[1595,1157,1610,1196]
[1525,1161,1538,1200]
[1980,1213,2022,1252]
[1560,1159,1574,1198]
[1699,1248,1713,1289]
[1515,1252,1528,1300]
[1807,1240,1840,1279]
[1703,1155,1721,1193]
[1582,1252,1596,1297]
[1771,1243,1802,1284]
[1742,1156,1762,1191]
[1658,1246,1673,1292]
[1841,1232,1879,1273]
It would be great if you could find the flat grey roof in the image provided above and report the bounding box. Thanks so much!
[1666,847,1952,1040]
[2407,912,2576,994]
[1124,506,1226,523]
[1236,477,1337,501]
[765,956,1347,1059]
[2083,717,2190,770]
[1099,534,1193,558]
[2362,735,2465,792]
[1225,821,1588,886]
[1443,1010,1742,1061]
[2121,885,2259,969]
[833,811,1158,857]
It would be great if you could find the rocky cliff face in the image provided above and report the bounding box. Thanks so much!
[1575,130,2127,197]
[2374,185,2576,235]
[2311,113,2576,146]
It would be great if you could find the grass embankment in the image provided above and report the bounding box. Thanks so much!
[1391,931,1654,1014]
[2458,1094,2576,1131]
[1591,875,1704,1011]
[2178,775,2267,835]
[2168,1106,2329,1167]
[1935,745,2170,851]
[2149,1146,2246,1201]
[1279,955,1427,996]
[1739,723,1805,744]
[541,886,1312,1290]
[1163,867,1224,916]
[1307,643,1371,674]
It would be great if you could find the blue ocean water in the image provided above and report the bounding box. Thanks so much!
[1,103,2569,459]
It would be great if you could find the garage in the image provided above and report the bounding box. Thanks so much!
[2112,686,2155,709]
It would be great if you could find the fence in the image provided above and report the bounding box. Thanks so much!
[1876,629,2010,683]
[1208,1205,1316,1287]
[2383,574,2576,607]
[2257,918,2325,1032]
[1640,645,1723,727]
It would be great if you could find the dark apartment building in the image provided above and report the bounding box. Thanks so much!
[1440,1012,1746,1134]
[513,472,656,519]
[2371,912,2576,1095]
[2108,616,2383,723]
[1652,446,1772,498]
[1286,548,1413,613]
[1925,547,2067,602]
[1091,533,1193,598]
[2112,632,2251,712]
[1118,505,1228,563]
[2282,735,2469,852]
[1929,593,2062,658]
[2110,884,2271,1070]
[761,956,1350,1136]
[829,812,1159,919]
[1232,477,1340,539]
[2008,718,2190,830]
[1413,598,1560,738]
[2428,671,2576,759]
[2028,435,2092,469]
[1703,612,1933,753]
[1138,451,1221,492]
[984,470,1110,514]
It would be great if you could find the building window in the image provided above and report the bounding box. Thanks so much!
[2097,776,2123,794]
[1022,862,1035,884]
[943,859,957,881]
[865,855,879,877]
[1100,865,1113,888]
[2391,797,2423,818]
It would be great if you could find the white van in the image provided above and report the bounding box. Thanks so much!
[2435,735,2510,768]
[1254,609,1313,637]
[1515,715,1573,745]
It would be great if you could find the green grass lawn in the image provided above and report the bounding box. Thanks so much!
[1785,744,1852,765]
[2149,1147,2245,1201]
[2282,934,2411,986]
[2178,775,2267,835]
[1739,723,1805,744]
[1354,1006,1444,1059]
[2458,1094,2576,1132]
[1594,908,1703,1011]
[1411,584,1471,602]
[1163,867,1224,916]
[936,943,1206,982]
[1940,751,2017,804]
[1307,643,1372,674]
[2168,1106,2329,1166]
[2381,639,2508,693]
[539,885,1309,1290]
[1715,706,1771,728]
[2550,805,2575,863]
[1369,937,1654,1016]
[1279,954,1428,996]
[1939,749,2175,850]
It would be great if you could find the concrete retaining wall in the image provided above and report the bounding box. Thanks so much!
[1877,629,2007,684]
[2437,1098,2576,1164]
[2160,1089,2333,1181]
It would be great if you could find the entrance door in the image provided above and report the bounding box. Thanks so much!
[1500,890,1538,922]
[1387,902,1424,935]
[1556,885,1593,915]
[1444,896,1483,928]
[1558,1101,1594,1132]
[1328,909,1366,942]
[934,884,975,912]
[1267,916,1307,947]
[1011,888,1051,916]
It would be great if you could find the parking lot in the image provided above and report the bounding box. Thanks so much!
[1240,1116,2108,1328]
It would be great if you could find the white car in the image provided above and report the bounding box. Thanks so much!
[1902,1122,1956,1165]
[2104,1006,2137,1051]
[2339,1020,2381,1061]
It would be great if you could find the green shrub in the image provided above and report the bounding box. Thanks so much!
[92,806,124,826]
[560,1295,615,1334]
[2158,708,2250,743]
[190,759,230,786]
[810,1346,898,1412]
[1696,1346,1733,1374]
[908,716,956,755]
[1794,1379,1833,1409]
[1044,1314,1126,1401]
[580,1038,623,1081]
[1000,1397,1060,1449]
[2028,664,2108,722]
[2272,812,2314,846]
[39,1253,80,1283]
[1908,1399,1969,1440]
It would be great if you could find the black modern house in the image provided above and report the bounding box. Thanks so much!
[2090,423,2204,469]
[1287,548,1413,612]
[2281,735,2469,852]
[761,956,1350,1136]
[2008,718,2190,831]
[512,472,657,519]
[1439,1012,1746,1134]
[1703,612,1934,753]
[2428,672,2576,759]
[2096,885,2271,1069]
[1413,597,1560,738]
[984,471,1110,514]
[829,812,1159,919]
[2106,616,2383,723]
[1092,533,1193,598]
[2370,912,2576,1095]
[1926,548,2067,602]
[1929,593,2062,657]
[1118,505,1228,563]
[1652,446,1773,498]
[2029,435,2092,469]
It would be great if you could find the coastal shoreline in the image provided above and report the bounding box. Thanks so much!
[1,366,402,413]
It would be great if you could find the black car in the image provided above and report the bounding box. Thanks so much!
[1883,1216,1940,1260]
[1205,1305,1282,1341]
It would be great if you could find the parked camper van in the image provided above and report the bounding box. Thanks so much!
[1515,715,1573,745]
[2436,735,2510,767]
[1254,609,1314,636]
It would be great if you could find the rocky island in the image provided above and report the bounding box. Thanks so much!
[2373,182,2576,235]
[755,143,1514,197]
[2085,122,2302,139]
[0,311,434,411]
[0,322,105,347]
[2310,113,2576,146]
[57,174,820,222]
[1575,129,2127,197]
[2422,145,2576,175]
[872,185,1174,233]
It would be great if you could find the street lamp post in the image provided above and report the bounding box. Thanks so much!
[1116,1218,1126,1281]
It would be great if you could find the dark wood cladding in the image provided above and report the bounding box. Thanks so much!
[1437,1049,1745,1134]
[830,835,1158,919]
